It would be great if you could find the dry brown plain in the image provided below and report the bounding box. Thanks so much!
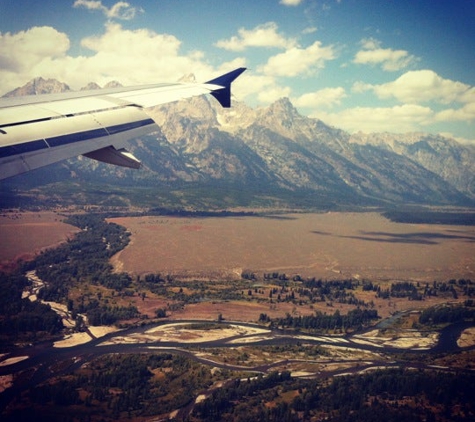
[109,212,475,282]
[0,212,79,271]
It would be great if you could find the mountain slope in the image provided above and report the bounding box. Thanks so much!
[2,77,474,208]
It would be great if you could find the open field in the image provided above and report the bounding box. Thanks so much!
[109,212,475,282]
[0,212,79,271]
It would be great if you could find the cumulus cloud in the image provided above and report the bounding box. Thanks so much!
[73,0,143,20]
[293,87,346,109]
[435,102,475,122]
[353,38,417,71]
[315,104,434,133]
[259,40,336,77]
[0,26,71,92]
[0,26,69,72]
[215,22,295,51]
[349,69,475,132]
[361,70,474,105]
[0,24,229,95]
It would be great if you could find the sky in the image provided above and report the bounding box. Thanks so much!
[0,0,474,142]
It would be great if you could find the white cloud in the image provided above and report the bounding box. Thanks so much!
[0,26,71,92]
[223,71,289,105]
[0,26,69,72]
[351,81,372,94]
[0,24,222,95]
[315,104,434,133]
[215,22,295,51]
[344,70,475,131]
[258,85,292,104]
[353,38,417,71]
[435,102,475,122]
[293,87,346,109]
[73,0,143,20]
[302,27,318,35]
[259,40,336,77]
[280,0,304,6]
[364,70,473,105]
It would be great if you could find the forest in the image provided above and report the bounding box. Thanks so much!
[419,303,475,325]
[259,308,379,333]
[193,368,475,422]
[4,349,474,422]
[383,210,475,226]
[0,272,63,345]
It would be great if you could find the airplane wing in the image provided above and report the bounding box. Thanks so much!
[0,67,246,181]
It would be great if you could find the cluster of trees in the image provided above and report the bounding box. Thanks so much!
[263,272,293,281]
[140,277,245,304]
[384,210,475,226]
[0,272,63,342]
[149,207,257,218]
[29,214,132,302]
[374,282,423,301]
[363,279,471,301]
[419,304,475,325]
[141,273,173,283]
[74,299,139,326]
[296,278,371,307]
[274,277,474,305]
[23,214,141,326]
[248,277,372,308]
[194,371,293,421]
[5,353,218,421]
[195,368,475,422]
[259,308,379,333]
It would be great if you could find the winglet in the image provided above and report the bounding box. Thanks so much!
[206,67,246,108]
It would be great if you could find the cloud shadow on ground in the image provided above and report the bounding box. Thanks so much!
[337,231,475,245]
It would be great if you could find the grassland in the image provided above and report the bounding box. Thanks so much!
[109,212,475,282]
[0,211,79,271]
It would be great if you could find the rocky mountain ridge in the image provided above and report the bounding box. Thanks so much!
[2,77,474,207]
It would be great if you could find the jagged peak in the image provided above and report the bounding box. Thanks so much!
[179,73,197,83]
[104,80,123,89]
[267,97,301,117]
[3,77,71,97]
[80,82,102,91]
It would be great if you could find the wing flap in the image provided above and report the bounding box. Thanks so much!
[0,104,61,127]
[83,146,141,169]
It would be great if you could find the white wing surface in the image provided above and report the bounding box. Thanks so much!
[0,68,246,180]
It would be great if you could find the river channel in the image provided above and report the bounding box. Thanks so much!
[1,318,474,414]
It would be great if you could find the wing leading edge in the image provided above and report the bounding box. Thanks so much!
[0,67,246,181]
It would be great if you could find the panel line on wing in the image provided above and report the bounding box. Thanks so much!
[0,104,130,129]
[0,117,53,129]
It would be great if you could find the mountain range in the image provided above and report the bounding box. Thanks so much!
[3,77,475,208]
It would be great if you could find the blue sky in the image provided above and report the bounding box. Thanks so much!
[1,0,474,142]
